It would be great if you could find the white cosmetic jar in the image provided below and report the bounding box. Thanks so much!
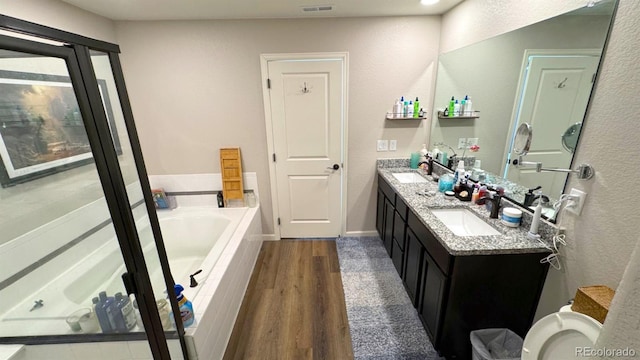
[501,207,522,227]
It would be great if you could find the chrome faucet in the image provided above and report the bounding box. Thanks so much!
[480,192,502,219]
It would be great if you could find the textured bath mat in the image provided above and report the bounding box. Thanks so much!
[336,236,444,360]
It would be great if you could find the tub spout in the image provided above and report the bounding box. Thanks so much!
[190,269,203,288]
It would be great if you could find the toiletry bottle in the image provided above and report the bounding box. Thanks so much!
[471,187,480,203]
[440,152,448,167]
[413,97,420,118]
[172,284,195,327]
[465,96,473,115]
[432,145,440,162]
[454,100,461,116]
[217,192,224,208]
[403,100,409,117]
[93,296,112,334]
[407,101,414,117]
[393,99,403,118]
[115,292,137,331]
[460,97,467,116]
[453,160,465,184]
[420,144,429,157]
[98,291,126,333]
[448,96,455,117]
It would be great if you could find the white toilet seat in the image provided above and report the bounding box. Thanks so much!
[521,311,602,359]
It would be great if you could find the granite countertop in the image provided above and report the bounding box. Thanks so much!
[377,165,553,256]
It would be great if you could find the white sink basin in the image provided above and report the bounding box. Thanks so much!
[431,208,501,237]
[392,173,428,183]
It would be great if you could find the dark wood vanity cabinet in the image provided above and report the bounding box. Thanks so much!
[376,174,550,359]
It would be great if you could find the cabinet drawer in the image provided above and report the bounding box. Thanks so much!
[395,196,408,221]
[377,175,396,203]
[408,210,452,276]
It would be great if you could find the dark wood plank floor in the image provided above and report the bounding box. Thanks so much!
[223,240,353,360]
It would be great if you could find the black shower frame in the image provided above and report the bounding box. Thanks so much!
[0,14,187,360]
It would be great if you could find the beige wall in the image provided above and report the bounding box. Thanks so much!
[443,0,640,350]
[115,17,441,236]
[0,0,116,43]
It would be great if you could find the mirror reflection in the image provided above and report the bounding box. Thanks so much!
[430,0,617,221]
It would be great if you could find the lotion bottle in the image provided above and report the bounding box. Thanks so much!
[413,97,420,118]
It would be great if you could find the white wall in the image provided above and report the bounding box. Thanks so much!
[115,17,441,236]
[443,0,640,350]
[0,0,116,43]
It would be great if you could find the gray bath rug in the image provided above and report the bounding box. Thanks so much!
[336,236,444,360]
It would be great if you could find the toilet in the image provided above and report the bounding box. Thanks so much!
[521,305,602,359]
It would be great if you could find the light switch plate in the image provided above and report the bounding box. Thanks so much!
[566,188,587,216]
[377,140,388,152]
[468,137,479,146]
[458,138,467,149]
[389,140,397,151]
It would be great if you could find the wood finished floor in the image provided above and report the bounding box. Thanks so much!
[223,240,354,360]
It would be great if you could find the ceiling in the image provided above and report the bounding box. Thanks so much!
[60,0,464,21]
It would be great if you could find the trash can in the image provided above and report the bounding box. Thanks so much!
[470,328,523,360]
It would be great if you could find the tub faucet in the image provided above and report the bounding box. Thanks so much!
[29,299,44,312]
[190,269,203,288]
[480,193,502,219]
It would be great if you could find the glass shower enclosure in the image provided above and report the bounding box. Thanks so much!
[0,15,185,359]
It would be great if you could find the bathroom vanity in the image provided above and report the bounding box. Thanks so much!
[376,163,551,359]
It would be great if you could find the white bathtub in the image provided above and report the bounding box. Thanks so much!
[0,203,263,360]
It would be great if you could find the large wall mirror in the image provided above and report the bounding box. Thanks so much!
[430,0,617,221]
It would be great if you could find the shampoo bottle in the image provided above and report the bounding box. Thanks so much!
[393,99,403,118]
[115,292,137,331]
[413,97,420,118]
[93,296,112,334]
[454,100,461,116]
[173,284,195,327]
[407,101,414,117]
[465,96,473,115]
[448,96,455,117]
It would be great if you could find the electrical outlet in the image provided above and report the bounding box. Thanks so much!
[468,137,479,146]
[377,140,388,152]
[389,140,397,151]
[566,188,587,216]
[458,138,467,149]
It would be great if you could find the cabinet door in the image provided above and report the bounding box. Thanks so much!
[403,228,423,306]
[376,189,384,236]
[383,197,394,256]
[391,210,407,277]
[419,252,447,343]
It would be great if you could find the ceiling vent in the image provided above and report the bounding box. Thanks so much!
[301,5,334,12]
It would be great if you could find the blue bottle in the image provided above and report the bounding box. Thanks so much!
[93,296,112,333]
[99,291,127,333]
[115,292,137,331]
[172,284,195,327]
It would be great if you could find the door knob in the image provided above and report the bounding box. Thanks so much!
[327,164,340,170]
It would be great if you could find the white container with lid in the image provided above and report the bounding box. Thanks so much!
[501,207,523,227]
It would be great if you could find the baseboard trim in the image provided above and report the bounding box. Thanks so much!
[344,230,379,237]
[263,234,279,241]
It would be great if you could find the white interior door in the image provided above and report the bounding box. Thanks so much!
[266,57,344,238]
[507,55,599,197]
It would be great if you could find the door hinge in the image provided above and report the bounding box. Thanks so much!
[591,73,596,83]
[273,153,276,162]
[267,78,271,89]
[277,217,281,226]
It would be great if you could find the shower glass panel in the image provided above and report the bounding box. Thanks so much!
[89,51,186,358]
[0,49,133,337]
